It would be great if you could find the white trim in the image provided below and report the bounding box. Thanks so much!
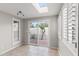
[48,46,58,49]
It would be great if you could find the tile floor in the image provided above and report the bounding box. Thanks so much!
[2,45,59,56]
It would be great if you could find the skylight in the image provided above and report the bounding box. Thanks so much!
[39,3,47,8]
[32,3,48,13]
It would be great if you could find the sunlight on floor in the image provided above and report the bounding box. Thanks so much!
[2,45,58,56]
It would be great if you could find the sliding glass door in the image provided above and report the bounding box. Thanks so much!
[28,20,49,47]
[28,21,38,46]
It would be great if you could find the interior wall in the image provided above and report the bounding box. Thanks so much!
[22,19,29,44]
[0,11,23,55]
[23,16,58,48]
[49,16,58,48]
[0,11,12,55]
[20,19,25,44]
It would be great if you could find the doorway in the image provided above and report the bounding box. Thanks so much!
[28,20,49,47]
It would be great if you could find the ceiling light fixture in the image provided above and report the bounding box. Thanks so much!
[17,11,24,17]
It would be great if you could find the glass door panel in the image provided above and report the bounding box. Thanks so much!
[28,21,38,45]
[28,20,49,47]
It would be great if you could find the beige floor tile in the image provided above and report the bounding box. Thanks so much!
[2,45,59,56]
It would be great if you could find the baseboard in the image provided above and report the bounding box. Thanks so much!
[0,42,22,56]
[48,46,58,50]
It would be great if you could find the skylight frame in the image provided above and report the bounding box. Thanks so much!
[32,3,48,13]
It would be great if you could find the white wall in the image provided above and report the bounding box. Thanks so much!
[23,16,58,48]
[49,16,58,48]
[0,11,23,55]
[0,12,12,55]
[20,19,25,44]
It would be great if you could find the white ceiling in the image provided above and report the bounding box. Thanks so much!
[0,3,62,19]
